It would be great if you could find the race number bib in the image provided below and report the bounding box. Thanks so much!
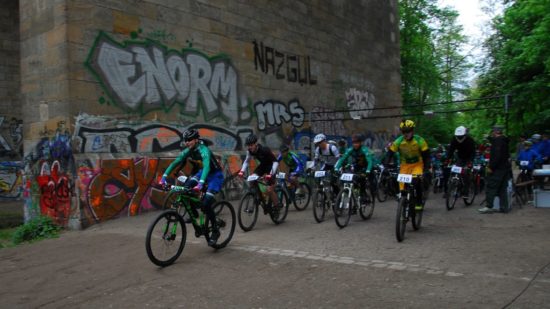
[247,175,259,181]
[340,173,354,181]
[314,171,326,178]
[473,165,481,170]
[397,173,413,184]
[177,175,188,183]
[451,165,462,173]
[520,161,529,167]
[276,172,286,179]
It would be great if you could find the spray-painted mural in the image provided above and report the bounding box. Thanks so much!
[253,40,317,86]
[310,106,346,137]
[346,87,376,120]
[73,114,254,153]
[0,161,23,200]
[85,31,251,124]
[254,99,305,131]
[0,116,23,159]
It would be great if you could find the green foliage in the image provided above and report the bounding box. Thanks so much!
[0,228,17,248]
[11,216,61,245]
[476,0,550,137]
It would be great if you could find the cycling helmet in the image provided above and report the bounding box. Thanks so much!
[524,140,533,146]
[400,119,415,132]
[245,134,258,146]
[279,144,290,152]
[351,133,364,143]
[454,126,467,136]
[313,133,326,144]
[532,134,541,140]
[183,129,200,141]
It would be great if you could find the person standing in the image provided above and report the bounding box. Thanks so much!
[479,125,511,214]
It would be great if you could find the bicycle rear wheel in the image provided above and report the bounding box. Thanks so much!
[395,197,407,242]
[293,182,311,211]
[313,190,327,223]
[238,192,258,232]
[359,190,375,220]
[205,201,236,249]
[270,187,289,224]
[145,209,186,267]
[376,176,389,202]
[334,189,352,228]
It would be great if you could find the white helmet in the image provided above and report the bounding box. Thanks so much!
[313,134,326,144]
[532,134,541,140]
[454,126,467,136]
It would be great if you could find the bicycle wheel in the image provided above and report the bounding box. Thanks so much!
[446,180,459,210]
[312,190,328,223]
[270,187,289,224]
[238,192,258,232]
[359,190,375,220]
[145,209,186,267]
[293,182,311,211]
[395,197,408,242]
[334,189,352,228]
[376,176,389,202]
[205,201,236,249]
[463,178,477,206]
[412,204,423,230]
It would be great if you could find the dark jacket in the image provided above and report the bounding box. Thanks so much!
[489,135,511,171]
[448,136,476,163]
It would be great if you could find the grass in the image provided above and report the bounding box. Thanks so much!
[0,227,17,248]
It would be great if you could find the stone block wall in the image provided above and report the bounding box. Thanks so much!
[17,0,403,228]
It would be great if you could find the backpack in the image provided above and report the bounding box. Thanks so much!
[327,140,337,156]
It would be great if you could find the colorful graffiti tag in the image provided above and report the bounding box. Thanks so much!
[35,161,72,226]
[0,116,23,159]
[86,31,251,123]
[0,161,23,200]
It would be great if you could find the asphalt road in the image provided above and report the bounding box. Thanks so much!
[1,192,550,308]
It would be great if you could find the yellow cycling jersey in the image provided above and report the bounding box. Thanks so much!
[389,135,429,164]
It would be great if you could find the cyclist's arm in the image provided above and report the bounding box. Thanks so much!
[198,145,211,184]
[330,144,341,159]
[270,161,279,175]
[291,153,304,174]
[163,148,190,177]
[362,146,374,173]
[421,149,431,170]
[335,148,351,170]
[240,151,252,173]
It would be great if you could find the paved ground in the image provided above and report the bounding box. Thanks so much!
[1,192,550,308]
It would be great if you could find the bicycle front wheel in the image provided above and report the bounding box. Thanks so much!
[376,177,389,202]
[312,190,327,223]
[293,182,311,211]
[446,180,459,210]
[206,201,236,249]
[145,210,186,267]
[463,178,477,206]
[238,192,259,232]
[334,189,352,228]
[412,204,423,230]
[395,197,407,242]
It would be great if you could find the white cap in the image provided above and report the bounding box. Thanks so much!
[454,126,467,136]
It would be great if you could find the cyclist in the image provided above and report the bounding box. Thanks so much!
[516,140,542,178]
[277,144,305,195]
[335,133,375,204]
[447,126,477,198]
[159,129,224,246]
[237,134,280,213]
[313,133,341,195]
[385,120,430,211]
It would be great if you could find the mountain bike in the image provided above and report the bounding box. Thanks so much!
[333,171,375,228]
[432,166,444,194]
[376,164,400,202]
[145,176,236,267]
[312,169,337,223]
[395,173,423,242]
[446,164,476,210]
[276,172,312,211]
[237,174,290,231]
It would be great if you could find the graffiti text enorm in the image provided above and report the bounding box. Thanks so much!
[86,32,250,123]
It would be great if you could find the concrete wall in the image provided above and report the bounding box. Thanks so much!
[17,0,402,228]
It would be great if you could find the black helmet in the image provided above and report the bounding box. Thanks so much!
[351,133,364,143]
[279,144,290,152]
[183,129,200,141]
[245,134,258,146]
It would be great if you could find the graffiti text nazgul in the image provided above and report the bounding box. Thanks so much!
[86,32,250,123]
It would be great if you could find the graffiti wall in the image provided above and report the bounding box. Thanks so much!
[0,116,23,160]
[0,161,23,200]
